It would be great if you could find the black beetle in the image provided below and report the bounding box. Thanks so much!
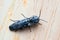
[9,10,47,31]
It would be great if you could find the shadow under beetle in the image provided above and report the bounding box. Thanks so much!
[9,10,47,32]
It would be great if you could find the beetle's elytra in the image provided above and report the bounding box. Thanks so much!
[9,10,47,31]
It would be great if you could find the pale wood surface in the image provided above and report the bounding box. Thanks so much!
[0,0,60,40]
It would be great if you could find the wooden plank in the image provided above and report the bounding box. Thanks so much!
[0,0,60,40]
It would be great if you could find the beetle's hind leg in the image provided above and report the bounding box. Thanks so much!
[10,19,19,22]
[10,19,16,22]
[14,30,18,32]
[21,13,27,18]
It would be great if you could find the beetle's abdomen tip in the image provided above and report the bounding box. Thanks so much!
[9,26,14,31]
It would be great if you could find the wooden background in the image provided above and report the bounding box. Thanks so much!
[0,0,60,40]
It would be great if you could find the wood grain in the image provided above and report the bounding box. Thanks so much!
[0,0,60,40]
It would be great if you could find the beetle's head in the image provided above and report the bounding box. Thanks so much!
[30,16,39,23]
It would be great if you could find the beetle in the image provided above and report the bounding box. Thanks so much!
[9,10,47,31]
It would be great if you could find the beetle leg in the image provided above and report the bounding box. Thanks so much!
[21,13,27,18]
[15,30,18,32]
[37,23,42,25]
[38,23,42,25]
[29,26,31,32]
[10,19,18,22]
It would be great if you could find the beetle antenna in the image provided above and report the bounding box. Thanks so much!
[39,10,41,18]
[21,13,27,18]
[39,10,48,23]
[40,19,48,23]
